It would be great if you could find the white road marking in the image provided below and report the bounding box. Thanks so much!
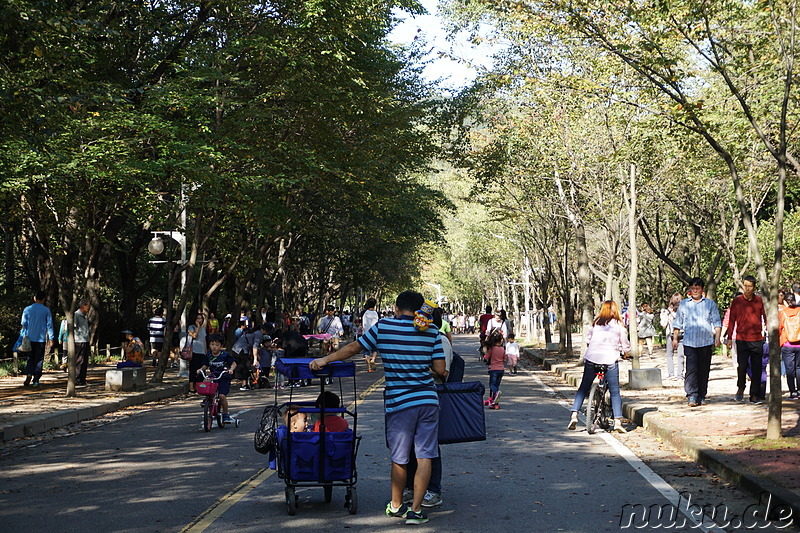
[527,369,725,533]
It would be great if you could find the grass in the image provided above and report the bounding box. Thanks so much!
[740,435,800,450]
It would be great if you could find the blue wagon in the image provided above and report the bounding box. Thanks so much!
[271,358,361,515]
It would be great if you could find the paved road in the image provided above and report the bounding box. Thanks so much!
[0,336,774,532]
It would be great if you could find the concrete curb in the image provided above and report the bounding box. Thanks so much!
[0,382,189,441]
[522,347,800,519]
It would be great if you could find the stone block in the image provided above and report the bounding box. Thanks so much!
[628,368,663,389]
[545,342,560,351]
[105,367,147,391]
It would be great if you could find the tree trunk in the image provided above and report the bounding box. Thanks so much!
[766,152,788,439]
[627,164,640,368]
[575,222,593,362]
[3,223,13,294]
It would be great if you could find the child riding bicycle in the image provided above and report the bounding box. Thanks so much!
[197,334,238,424]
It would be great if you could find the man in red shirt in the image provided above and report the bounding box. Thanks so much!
[726,275,767,403]
[478,306,494,354]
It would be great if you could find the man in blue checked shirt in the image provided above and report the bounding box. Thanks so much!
[672,277,722,408]
[311,290,446,525]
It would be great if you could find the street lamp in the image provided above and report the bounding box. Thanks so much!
[149,230,188,377]
[424,282,443,304]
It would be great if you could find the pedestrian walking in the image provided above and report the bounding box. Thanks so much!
[148,308,167,367]
[310,291,445,525]
[20,290,54,387]
[478,306,493,355]
[505,333,520,374]
[673,278,722,407]
[74,299,91,385]
[231,324,266,390]
[725,275,767,403]
[637,303,656,358]
[779,292,800,399]
[187,313,208,393]
[361,298,380,372]
[568,300,630,433]
[660,293,685,381]
[483,331,507,409]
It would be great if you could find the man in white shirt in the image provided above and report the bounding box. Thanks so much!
[317,305,344,351]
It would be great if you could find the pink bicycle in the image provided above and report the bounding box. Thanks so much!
[197,370,239,431]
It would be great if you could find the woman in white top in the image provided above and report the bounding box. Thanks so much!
[568,301,630,433]
[361,298,380,372]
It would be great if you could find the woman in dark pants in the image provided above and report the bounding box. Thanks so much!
[187,313,207,392]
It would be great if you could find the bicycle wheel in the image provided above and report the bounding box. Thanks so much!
[203,400,212,432]
[599,387,613,430]
[586,382,601,434]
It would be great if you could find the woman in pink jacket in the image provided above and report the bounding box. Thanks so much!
[568,300,631,433]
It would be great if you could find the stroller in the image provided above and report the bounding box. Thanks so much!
[270,357,361,515]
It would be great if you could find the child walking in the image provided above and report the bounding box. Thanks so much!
[505,333,520,374]
[483,331,507,409]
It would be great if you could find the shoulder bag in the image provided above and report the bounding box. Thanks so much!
[180,337,194,361]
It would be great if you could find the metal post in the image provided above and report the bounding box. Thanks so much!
[178,183,189,378]
[524,255,533,344]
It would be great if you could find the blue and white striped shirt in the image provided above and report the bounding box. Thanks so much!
[672,297,721,348]
[358,315,444,414]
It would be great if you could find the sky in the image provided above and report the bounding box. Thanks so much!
[387,0,497,90]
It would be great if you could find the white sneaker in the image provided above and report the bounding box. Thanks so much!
[567,412,578,430]
[613,419,627,433]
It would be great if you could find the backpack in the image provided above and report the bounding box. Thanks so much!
[785,311,800,344]
[254,404,281,454]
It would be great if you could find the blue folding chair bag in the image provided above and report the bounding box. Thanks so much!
[436,381,486,444]
[323,430,354,481]
[283,431,321,480]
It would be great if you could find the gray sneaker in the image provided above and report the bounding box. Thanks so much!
[421,490,442,508]
[402,488,413,505]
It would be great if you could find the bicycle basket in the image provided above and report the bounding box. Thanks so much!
[196,381,218,396]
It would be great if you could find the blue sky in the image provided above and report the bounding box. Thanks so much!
[388,0,496,89]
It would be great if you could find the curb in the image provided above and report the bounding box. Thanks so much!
[0,382,189,442]
[522,347,800,519]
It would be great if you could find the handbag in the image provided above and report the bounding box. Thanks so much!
[19,335,32,353]
[180,338,194,361]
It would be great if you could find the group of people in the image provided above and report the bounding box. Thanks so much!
[569,275,800,435]
[474,306,520,409]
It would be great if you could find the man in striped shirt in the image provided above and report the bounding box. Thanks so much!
[310,291,445,525]
[148,309,167,367]
[672,277,722,408]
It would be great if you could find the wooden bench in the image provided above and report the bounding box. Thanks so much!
[105,367,147,391]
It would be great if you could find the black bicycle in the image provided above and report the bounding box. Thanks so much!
[586,363,613,434]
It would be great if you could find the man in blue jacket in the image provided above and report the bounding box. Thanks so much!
[21,290,54,387]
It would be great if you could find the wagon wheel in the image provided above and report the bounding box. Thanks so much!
[285,487,297,516]
[346,487,358,515]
